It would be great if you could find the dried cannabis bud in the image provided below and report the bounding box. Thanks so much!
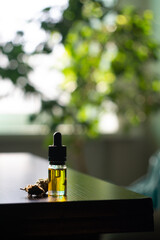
[36,178,48,193]
[20,178,48,198]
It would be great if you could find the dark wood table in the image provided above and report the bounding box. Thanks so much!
[0,153,153,239]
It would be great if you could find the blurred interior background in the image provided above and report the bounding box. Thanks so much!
[0,0,160,188]
[1,0,160,239]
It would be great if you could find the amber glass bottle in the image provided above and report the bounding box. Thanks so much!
[48,132,67,196]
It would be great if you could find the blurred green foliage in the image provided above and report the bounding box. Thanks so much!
[0,0,160,136]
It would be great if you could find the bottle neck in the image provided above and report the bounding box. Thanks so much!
[48,164,67,170]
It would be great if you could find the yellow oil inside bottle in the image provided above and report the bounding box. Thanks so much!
[48,167,67,196]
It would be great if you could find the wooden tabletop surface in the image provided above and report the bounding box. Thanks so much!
[0,153,154,238]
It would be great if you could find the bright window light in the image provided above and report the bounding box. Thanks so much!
[99,113,119,134]
[0,0,67,115]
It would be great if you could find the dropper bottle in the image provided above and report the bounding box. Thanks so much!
[48,132,67,196]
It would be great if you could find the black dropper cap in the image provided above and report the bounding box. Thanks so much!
[48,132,67,165]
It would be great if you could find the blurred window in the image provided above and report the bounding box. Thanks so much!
[0,0,67,135]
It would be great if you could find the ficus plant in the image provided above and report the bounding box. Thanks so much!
[0,0,159,137]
